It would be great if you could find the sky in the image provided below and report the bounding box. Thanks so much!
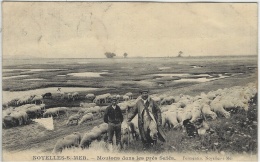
[3,2,258,58]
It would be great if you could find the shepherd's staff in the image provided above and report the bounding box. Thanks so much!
[126,106,130,146]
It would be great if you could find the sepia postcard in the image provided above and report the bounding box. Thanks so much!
[2,1,258,162]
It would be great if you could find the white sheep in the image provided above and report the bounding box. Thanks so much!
[78,113,94,125]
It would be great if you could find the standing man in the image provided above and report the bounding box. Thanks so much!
[104,96,124,149]
[127,89,163,149]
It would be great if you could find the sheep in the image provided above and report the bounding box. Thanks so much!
[17,95,33,106]
[91,106,101,117]
[93,93,111,104]
[79,102,96,108]
[59,92,65,99]
[32,95,43,104]
[2,108,28,127]
[79,106,101,117]
[121,121,136,146]
[42,92,52,99]
[3,115,17,128]
[162,111,179,130]
[116,94,122,101]
[71,92,79,101]
[151,96,161,105]
[122,95,130,101]
[160,96,175,105]
[201,104,217,120]
[52,132,82,153]
[85,93,95,101]
[99,123,108,134]
[100,106,107,115]
[129,115,140,140]
[161,104,179,112]
[210,96,231,118]
[13,110,29,125]
[66,114,81,125]
[43,107,68,118]
[77,108,89,115]
[78,113,94,125]
[64,132,81,146]
[80,132,96,148]
[125,92,133,100]
[26,105,43,119]
[67,93,72,100]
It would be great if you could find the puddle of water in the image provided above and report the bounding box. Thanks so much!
[191,66,202,68]
[158,67,171,70]
[3,69,22,72]
[3,75,30,80]
[218,74,229,79]
[3,87,99,104]
[175,77,214,83]
[192,74,212,77]
[24,78,46,81]
[3,69,65,72]
[153,73,224,78]
[121,67,132,69]
[174,74,231,83]
[67,72,110,77]
[153,73,190,77]
[77,61,90,64]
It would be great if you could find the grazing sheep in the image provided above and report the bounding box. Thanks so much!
[99,106,107,115]
[3,115,17,128]
[122,95,130,101]
[72,92,79,101]
[77,108,89,115]
[26,105,43,119]
[116,94,122,101]
[85,93,95,101]
[160,96,175,105]
[17,95,34,106]
[42,93,52,99]
[32,95,43,104]
[13,110,29,125]
[99,123,108,134]
[80,132,96,148]
[43,107,68,118]
[79,102,96,108]
[210,96,231,118]
[52,132,82,153]
[151,96,161,105]
[201,104,217,120]
[67,93,72,100]
[162,111,179,130]
[66,114,81,125]
[93,93,111,104]
[78,113,94,125]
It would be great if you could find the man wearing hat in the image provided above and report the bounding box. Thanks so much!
[104,96,124,148]
[127,89,164,149]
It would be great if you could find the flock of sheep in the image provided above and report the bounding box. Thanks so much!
[2,82,257,153]
[3,104,46,128]
[49,82,257,153]
[2,92,135,128]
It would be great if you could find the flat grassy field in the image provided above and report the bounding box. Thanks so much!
[2,56,258,157]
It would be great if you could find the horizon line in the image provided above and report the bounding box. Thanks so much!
[2,54,258,59]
